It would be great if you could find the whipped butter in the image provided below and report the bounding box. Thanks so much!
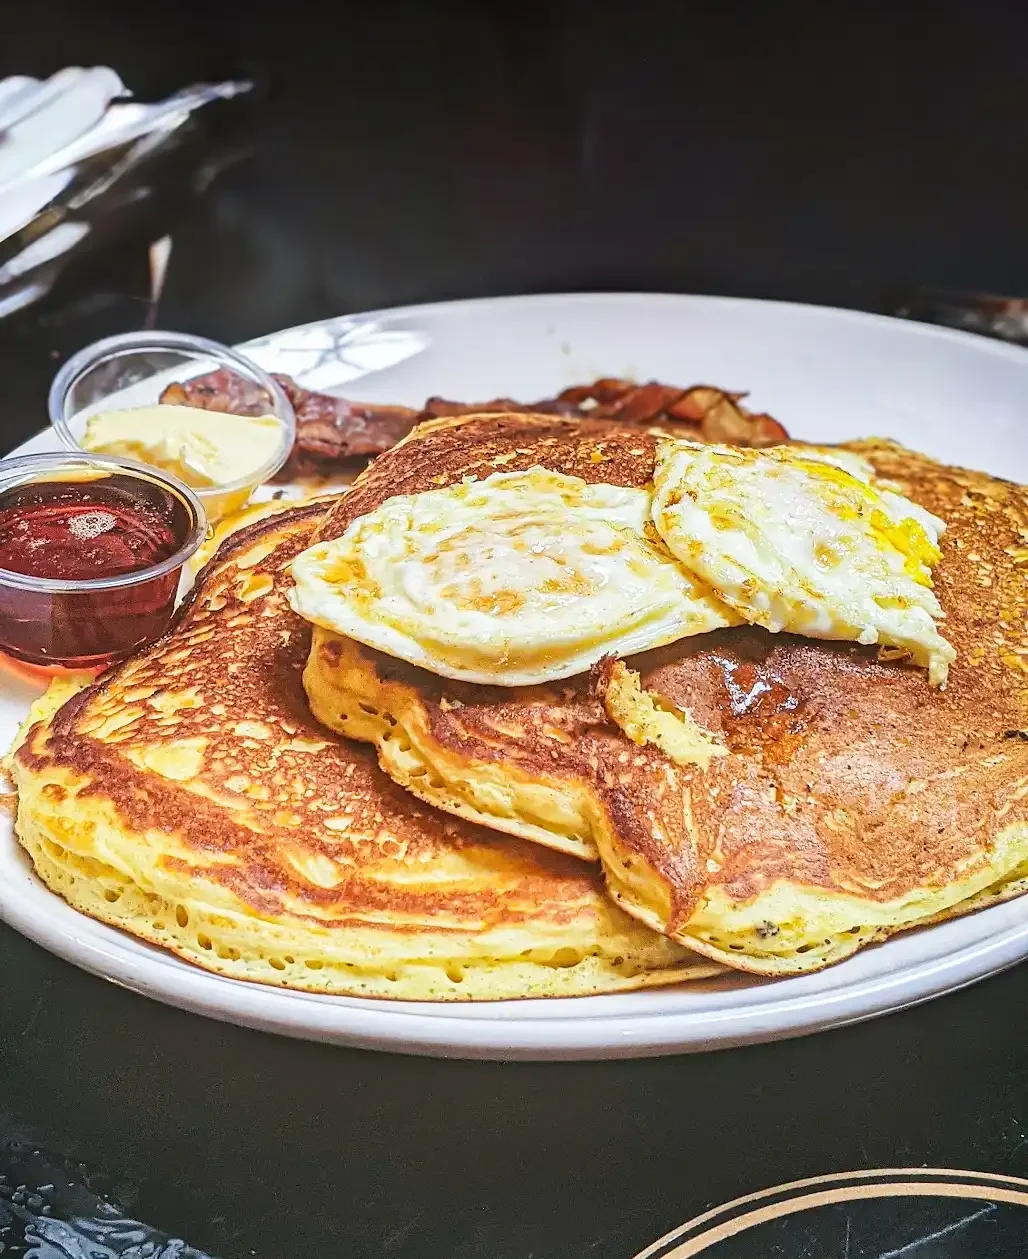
[82,405,281,488]
[81,404,284,519]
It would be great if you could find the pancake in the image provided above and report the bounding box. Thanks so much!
[8,502,719,1000]
[303,414,1028,974]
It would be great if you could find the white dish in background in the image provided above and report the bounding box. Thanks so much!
[1,291,1027,1060]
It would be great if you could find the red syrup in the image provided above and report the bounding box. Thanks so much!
[0,473,198,668]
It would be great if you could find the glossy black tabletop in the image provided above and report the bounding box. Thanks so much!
[3,4,1028,1257]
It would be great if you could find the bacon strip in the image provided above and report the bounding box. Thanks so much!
[160,371,789,479]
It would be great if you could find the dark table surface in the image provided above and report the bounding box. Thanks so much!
[3,4,1028,1257]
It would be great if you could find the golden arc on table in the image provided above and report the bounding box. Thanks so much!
[8,501,719,1000]
[300,413,1028,975]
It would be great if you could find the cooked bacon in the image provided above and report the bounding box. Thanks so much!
[159,372,268,416]
[551,379,789,445]
[160,370,789,480]
[159,370,419,478]
[420,395,583,419]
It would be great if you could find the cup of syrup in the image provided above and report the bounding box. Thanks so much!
[0,453,206,670]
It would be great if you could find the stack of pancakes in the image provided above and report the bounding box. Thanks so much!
[11,411,1028,998]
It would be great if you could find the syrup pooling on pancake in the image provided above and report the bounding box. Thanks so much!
[652,439,956,686]
[289,468,737,686]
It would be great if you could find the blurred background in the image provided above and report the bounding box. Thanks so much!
[1,0,1026,453]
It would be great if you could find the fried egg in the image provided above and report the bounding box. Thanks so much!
[652,439,955,685]
[289,468,737,685]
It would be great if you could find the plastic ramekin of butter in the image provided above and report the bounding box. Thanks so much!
[48,331,296,521]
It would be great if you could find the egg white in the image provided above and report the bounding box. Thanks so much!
[289,468,738,686]
[651,439,955,685]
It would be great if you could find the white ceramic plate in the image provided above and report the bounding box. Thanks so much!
[2,292,1027,1061]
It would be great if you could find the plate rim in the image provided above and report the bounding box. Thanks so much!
[238,288,1028,369]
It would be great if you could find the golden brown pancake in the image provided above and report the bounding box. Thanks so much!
[303,415,1028,974]
[9,501,719,1000]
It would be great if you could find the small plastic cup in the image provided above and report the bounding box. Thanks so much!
[0,451,206,670]
[48,330,295,521]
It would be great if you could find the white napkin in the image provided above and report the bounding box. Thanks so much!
[0,66,251,308]
[0,66,127,192]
